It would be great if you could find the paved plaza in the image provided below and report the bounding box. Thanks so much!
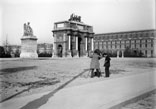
[0,57,156,109]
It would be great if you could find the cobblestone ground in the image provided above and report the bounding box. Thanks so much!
[0,57,156,107]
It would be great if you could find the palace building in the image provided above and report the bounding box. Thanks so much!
[94,29,156,57]
[52,14,94,57]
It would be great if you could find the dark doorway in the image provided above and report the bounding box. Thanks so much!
[57,45,63,57]
[78,37,84,57]
[119,51,122,57]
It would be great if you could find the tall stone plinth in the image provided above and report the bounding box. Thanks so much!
[20,36,38,58]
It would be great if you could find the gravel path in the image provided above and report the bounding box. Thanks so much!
[0,57,156,108]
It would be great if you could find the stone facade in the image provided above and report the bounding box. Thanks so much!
[94,29,156,57]
[52,14,94,57]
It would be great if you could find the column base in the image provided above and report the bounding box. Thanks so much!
[83,52,88,58]
[52,52,58,58]
[67,51,72,58]
[74,54,79,58]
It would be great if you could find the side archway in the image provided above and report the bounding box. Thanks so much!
[57,44,63,57]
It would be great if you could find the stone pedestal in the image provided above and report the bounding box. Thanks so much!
[67,51,72,58]
[20,36,38,58]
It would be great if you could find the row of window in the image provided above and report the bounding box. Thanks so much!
[94,39,153,45]
[94,43,153,49]
[94,32,154,40]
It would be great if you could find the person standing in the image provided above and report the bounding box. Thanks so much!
[104,54,111,77]
[90,49,102,78]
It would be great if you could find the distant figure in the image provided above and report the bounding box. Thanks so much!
[90,49,102,78]
[104,54,111,77]
[23,22,33,36]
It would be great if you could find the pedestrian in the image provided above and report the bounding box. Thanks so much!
[104,54,111,77]
[90,49,102,78]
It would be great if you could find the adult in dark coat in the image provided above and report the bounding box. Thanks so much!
[104,54,111,77]
[90,49,102,78]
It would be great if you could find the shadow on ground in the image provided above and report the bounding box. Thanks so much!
[110,69,126,74]
[0,77,60,103]
[19,69,89,109]
[0,66,37,75]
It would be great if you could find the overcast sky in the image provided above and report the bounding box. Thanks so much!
[0,0,155,45]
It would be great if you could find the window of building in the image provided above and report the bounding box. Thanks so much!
[131,44,135,49]
[147,44,151,48]
[136,40,140,43]
[121,44,124,49]
[125,35,128,39]
[151,50,153,56]
[117,45,120,49]
[108,45,111,49]
[121,40,125,44]
[112,41,115,44]
[94,42,98,49]
[106,45,108,49]
[151,43,153,47]
[99,42,103,49]
[147,39,151,43]
[115,35,118,39]
[112,45,115,49]
[136,44,140,48]
[151,33,154,37]
[131,40,135,43]
[117,41,120,44]
[126,40,129,44]
[103,44,106,49]
[142,40,146,43]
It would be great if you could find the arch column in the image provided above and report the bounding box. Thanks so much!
[75,36,79,57]
[91,38,94,51]
[52,34,57,58]
[122,50,124,58]
[67,35,72,57]
[117,50,119,58]
[84,37,88,57]
[62,33,66,57]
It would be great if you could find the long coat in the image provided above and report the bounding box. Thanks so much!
[104,55,111,67]
[90,53,101,69]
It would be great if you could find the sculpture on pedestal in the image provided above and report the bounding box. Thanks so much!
[23,22,33,36]
[20,22,38,58]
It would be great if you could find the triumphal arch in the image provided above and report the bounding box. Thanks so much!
[52,14,94,57]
